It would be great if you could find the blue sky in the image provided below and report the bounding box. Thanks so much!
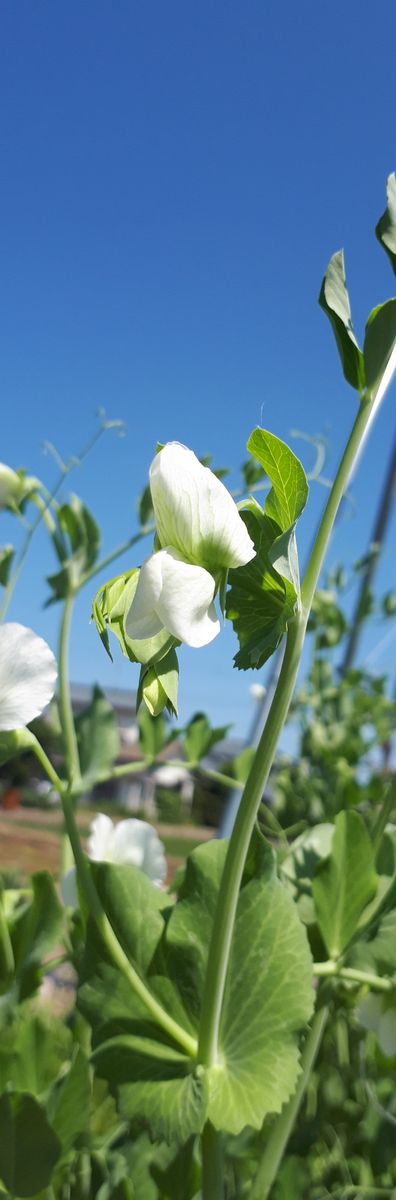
[1,1,395,737]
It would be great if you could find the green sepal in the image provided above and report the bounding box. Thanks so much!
[0,726,36,766]
[138,648,179,718]
[92,570,176,667]
[319,249,365,392]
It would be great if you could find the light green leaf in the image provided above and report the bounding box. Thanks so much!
[312,811,378,958]
[319,249,365,392]
[0,1092,61,1197]
[247,429,308,531]
[376,172,396,274]
[0,1010,71,1096]
[50,1046,91,1151]
[269,526,301,598]
[137,706,167,760]
[11,871,65,1001]
[93,1037,206,1144]
[363,298,396,396]
[76,685,120,787]
[183,712,230,765]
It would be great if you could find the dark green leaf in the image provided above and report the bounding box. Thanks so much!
[0,545,14,586]
[0,1092,61,1196]
[226,505,297,670]
[363,298,396,396]
[76,685,120,787]
[312,811,378,958]
[0,1010,71,1096]
[319,249,365,391]
[50,1046,91,1151]
[11,871,64,1000]
[376,172,396,274]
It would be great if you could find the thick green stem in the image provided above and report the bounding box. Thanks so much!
[198,615,305,1070]
[249,1005,329,1200]
[198,395,376,1076]
[201,1124,224,1200]
[58,593,82,790]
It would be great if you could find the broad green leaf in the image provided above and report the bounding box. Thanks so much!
[280,823,334,927]
[319,249,365,392]
[11,871,65,1001]
[0,1010,71,1096]
[376,172,396,274]
[247,429,308,531]
[76,685,120,787]
[312,811,378,958]
[0,545,14,586]
[363,298,396,396]
[150,1136,201,1200]
[226,505,297,670]
[183,712,230,765]
[0,1092,61,1197]
[79,839,313,1140]
[50,1046,91,1151]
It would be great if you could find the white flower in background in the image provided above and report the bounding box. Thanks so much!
[356,993,396,1058]
[126,442,255,649]
[61,814,167,907]
[0,623,57,731]
[0,464,24,510]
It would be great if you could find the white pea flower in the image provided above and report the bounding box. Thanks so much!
[0,623,57,731]
[0,464,24,510]
[126,442,255,649]
[61,814,167,908]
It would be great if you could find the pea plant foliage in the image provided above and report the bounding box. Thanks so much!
[1,177,396,1200]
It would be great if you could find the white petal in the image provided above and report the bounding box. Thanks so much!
[155,548,220,647]
[88,813,115,861]
[112,818,167,884]
[124,556,164,640]
[150,443,255,570]
[0,623,57,731]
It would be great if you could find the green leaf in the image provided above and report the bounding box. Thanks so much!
[47,494,101,601]
[0,1010,71,1096]
[76,685,120,787]
[0,1092,61,1197]
[247,429,308,531]
[312,811,378,959]
[319,249,365,392]
[226,504,297,671]
[79,839,313,1141]
[280,823,335,927]
[0,545,14,586]
[137,706,167,760]
[11,871,65,1000]
[50,1046,91,1151]
[363,298,396,396]
[183,712,230,765]
[376,172,396,274]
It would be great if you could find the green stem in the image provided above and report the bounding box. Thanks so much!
[198,393,376,1073]
[198,615,305,1068]
[28,734,65,794]
[201,1123,224,1200]
[61,787,197,1057]
[0,890,15,987]
[372,773,396,856]
[249,1005,329,1200]
[58,594,82,789]
[313,961,394,992]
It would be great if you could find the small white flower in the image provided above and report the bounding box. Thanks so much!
[126,442,255,649]
[0,464,24,510]
[60,813,167,908]
[0,623,57,731]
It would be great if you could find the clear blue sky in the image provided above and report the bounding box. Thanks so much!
[1,1,395,737]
